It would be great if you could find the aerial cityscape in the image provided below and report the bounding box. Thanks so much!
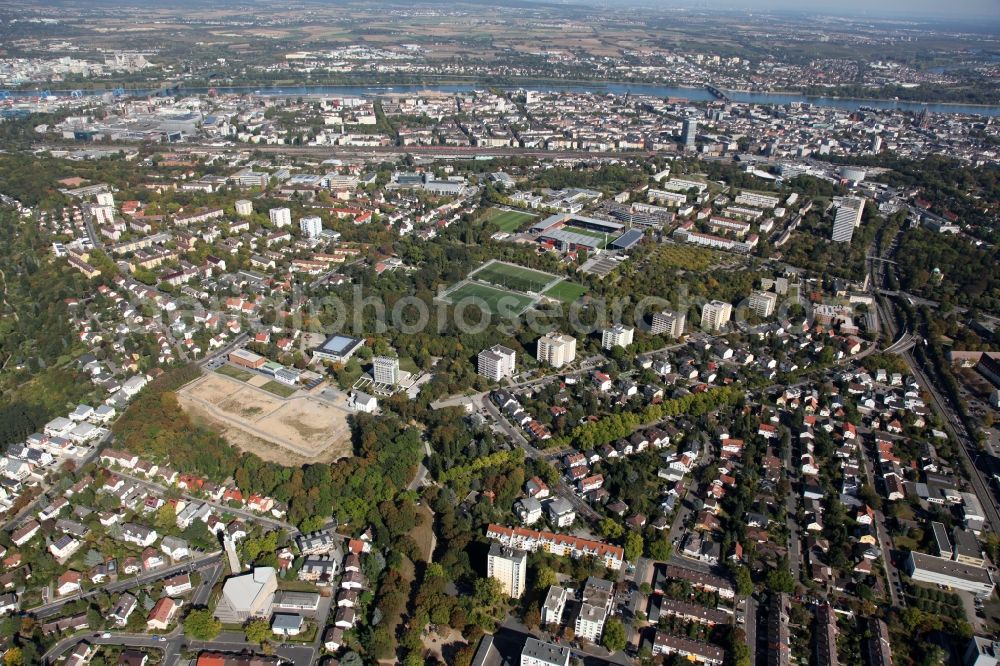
[0,1,999,665]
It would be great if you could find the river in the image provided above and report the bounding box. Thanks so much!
[8,81,1000,116]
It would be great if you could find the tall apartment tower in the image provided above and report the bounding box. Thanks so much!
[748,291,779,318]
[269,207,291,228]
[300,216,323,239]
[235,199,253,217]
[536,333,577,368]
[701,300,733,332]
[682,118,698,151]
[478,345,516,382]
[487,543,527,598]
[651,310,686,338]
[831,198,865,243]
[601,325,634,350]
[373,356,399,386]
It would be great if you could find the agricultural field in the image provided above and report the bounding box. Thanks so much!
[485,208,536,233]
[470,260,561,294]
[441,281,537,315]
[543,281,588,303]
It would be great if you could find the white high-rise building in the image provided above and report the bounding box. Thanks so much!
[574,577,614,642]
[269,207,291,228]
[701,300,733,332]
[542,586,568,627]
[521,638,570,666]
[300,216,323,239]
[748,291,779,318]
[92,205,115,225]
[487,543,527,598]
[601,325,634,350]
[373,356,399,386]
[651,310,686,338]
[95,192,115,207]
[536,333,576,368]
[235,199,253,217]
[478,345,516,382]
[831,197,864,243]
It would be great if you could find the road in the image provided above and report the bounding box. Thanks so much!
[31,551,223,619]
[856,432,904,608]
[3,431,109,532]
[112,469,298,535]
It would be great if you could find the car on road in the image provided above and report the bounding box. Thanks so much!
[154,636,166,642]
[101,633,111,638]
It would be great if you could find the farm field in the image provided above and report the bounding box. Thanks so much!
[442,281,536,315]
[486,208,536,232]
[470,260,561,294]
[543,281,588,303]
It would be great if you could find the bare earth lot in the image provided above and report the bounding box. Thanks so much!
[178,373,352,464]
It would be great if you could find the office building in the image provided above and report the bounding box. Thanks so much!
[521,638,570,666]
[601,325,634,350]
[682,118,698,151]
[235,199,253,216]
[487,543,527,598]
[269,207,291,228]
[904,550,995,597]
[373,356,400,386]
[749,291,778,318]
[300,216,323,239]
[574,577,614,642]
[701,301,733,332]
[652,310,686,338]
[831,197,864,243]
[478,345,516,382]
[537,333,577,368]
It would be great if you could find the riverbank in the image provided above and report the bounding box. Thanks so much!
[8,77,1000,116]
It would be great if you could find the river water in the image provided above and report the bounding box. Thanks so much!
[9,82,1000,116]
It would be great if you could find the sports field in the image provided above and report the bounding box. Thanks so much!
[543,281,588,303]
[443,281,536,315]
[470,260,560,294]
[564,223,621,249]
[487,209,536,233]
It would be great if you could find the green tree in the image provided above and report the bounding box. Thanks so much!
[765,565,795,594]
[155,503,177,531]
[624,532,643,562]
[648,536,672,562]
[601,618,627,653]
[600,519,624,540]
[244,618,271,645]
[184,609,221,641]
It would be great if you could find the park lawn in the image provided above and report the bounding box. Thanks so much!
[260,380,297,398]
[470,261,558,293]
[543,280,588,302]
[216,364,253,382]
[490,209,536,232]
[399,356,420,374]
[444,281,536,315]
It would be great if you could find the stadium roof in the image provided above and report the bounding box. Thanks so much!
[540,228,604,250]
[611,228,644,250]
